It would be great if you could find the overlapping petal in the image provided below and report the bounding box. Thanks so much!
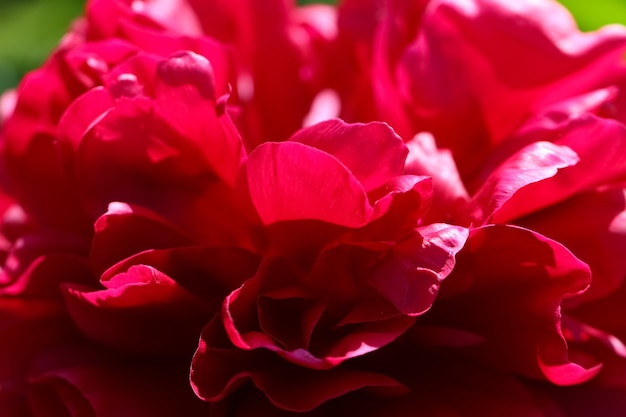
[62,264,212,356]
[2,0,626,415]
[394,0,626,175]
[425,225,598,385]
[191,317,407,412]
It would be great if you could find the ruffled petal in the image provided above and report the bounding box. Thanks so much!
[191,318,407,412]
[62,264,212,356]
[468,141,579,224]
[428,224,598,385]
[90,202,194,276]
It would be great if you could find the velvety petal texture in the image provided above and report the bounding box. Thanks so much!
[427,225,598,385]
[190,121,468,409]
[3,0,626,415]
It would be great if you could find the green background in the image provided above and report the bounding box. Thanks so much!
[0,0,624,92]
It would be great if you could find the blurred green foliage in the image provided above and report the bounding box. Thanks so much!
[0,0,84,91]
[558,0,626,31]
[0,0,625,92]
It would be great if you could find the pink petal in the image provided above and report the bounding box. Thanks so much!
[120,31,234,98]
[370,225,468,316]
[413,223,470,278]
[58,87,114,153]
[154,51,245,186]
[222,253,415,370]
[492,115,626,223]
[76,78,239,221]
[363,175,433,240]
[405,132,470,223]
[469,141,579,224]
[395,0,626,177]
[371,0,429,140]
[246,141,372,227]
[86,0,165,39]
[186,0,326,144]
[289,119,407,193]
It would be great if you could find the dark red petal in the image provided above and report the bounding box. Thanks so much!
[431,224,598,385]
[191,318,406,412]
[518,187,626,304]
[28,346,210,417]
[62,265,212,356]
[0,230,92,298]
[101,246,260,305]
[90,202,194,276]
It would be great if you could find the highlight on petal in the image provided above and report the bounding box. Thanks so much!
[405,132,470,223]
[156,50,216,100]
[290,119,408,192]
[392,0,626,178]
[494,115,626,223]
[538,359,602,387]
[100,246,261,305]
[469,141,579,224]
[191,318,407,412]
[302,89,341,127]
[90,202,194,275]
[62,264,212,356]
[246,141,372,227]
[0,89,16,126]
[220,250,417,371]
[369,225,468,316]
[129,0,204,36]
[154,51,245,185]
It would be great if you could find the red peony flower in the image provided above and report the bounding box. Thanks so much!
[327,0,626,414]
[190,119,468,411]
[2,0,626,416]
[0,0,284,414]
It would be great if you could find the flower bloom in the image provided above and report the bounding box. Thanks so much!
[2,0,626,416]
[329,0,626,414]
